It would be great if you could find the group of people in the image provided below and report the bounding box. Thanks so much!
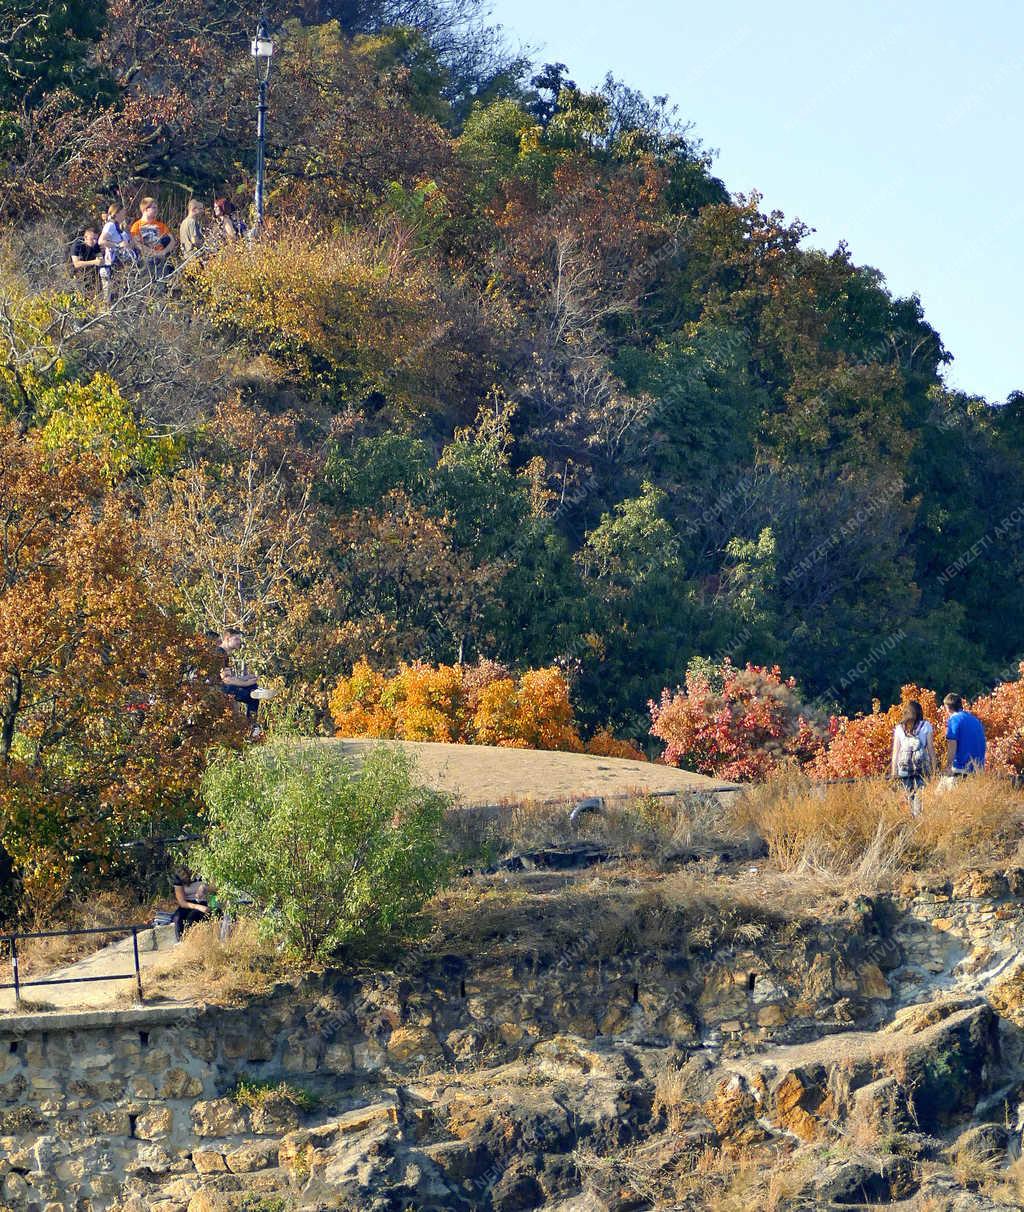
[70,195,246,302]
[890,693,987,813]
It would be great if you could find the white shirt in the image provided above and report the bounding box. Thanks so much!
[892,720,934,775]
[99,219,131,266]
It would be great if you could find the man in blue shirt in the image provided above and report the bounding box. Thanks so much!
[943,693,986,773]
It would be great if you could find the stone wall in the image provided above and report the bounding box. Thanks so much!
[4,872,1016,1211]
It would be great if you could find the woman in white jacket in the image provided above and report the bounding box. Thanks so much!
[891,700,935,816]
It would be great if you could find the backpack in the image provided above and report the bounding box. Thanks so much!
[898,726,925,778]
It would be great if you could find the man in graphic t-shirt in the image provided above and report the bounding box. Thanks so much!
[130,196,176,282]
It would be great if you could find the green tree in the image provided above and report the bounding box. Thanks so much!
[575,483,703,732]
[193,743,450,961]
[0,0,112,149]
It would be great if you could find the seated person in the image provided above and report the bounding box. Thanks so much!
[216,629,274,729]
[171,868,211,942]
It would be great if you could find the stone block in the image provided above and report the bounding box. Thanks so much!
[857,963,893,1000]
[136,1106,175,1140]
[191,1099,248,1138]
[192,1148,228,1173]
[386,1026,442,1064]
[161,1068,204,1098]
[86,1108,132,1136]
[353,1039,386,1072]
[323,1041,354,1073]
[224,1139,279,1172]
[281,1031,322,1073]
[126,1144,174,1175]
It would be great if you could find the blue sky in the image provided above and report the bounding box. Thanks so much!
[487,0,1021,403]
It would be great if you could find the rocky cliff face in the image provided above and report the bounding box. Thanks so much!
[6,855,1024,1210]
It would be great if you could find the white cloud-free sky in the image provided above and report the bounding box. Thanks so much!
[488,0,1022,402]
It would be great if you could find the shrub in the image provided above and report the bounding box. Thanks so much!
[649,659,826,781]
[329,658,638,755]
[971,664,1024,775]
[808,686,945,779]
[231,1079,318,1112]
[584,728,647,761]
[191,742,451,961]
[187,225,444,412]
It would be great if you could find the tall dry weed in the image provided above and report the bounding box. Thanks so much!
[912,772,1024,868]
[731,769,1024,883]
[729,771,910,885]
[146,918,294,1005]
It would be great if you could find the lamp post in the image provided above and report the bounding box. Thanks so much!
[250,17,274,230]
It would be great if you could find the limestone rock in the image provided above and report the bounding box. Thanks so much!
[386,1026,443,1064]
[191,1099,248,1138]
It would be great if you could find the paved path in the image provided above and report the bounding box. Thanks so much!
[0,924,179,1015]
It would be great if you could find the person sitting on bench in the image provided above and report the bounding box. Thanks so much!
[171,868,211,942]
[216,629,274,733]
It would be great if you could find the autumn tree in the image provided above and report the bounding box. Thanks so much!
[0,427,238,917]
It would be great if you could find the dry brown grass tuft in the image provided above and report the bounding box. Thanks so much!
[730,769,1024,885]
[728,770,910,887]
[987,1154,1024,1203]
[913,772,1024,868]
[144,918,295,1005]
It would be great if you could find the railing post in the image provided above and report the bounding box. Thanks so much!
[132,927,143,1003]
[11,936,20,1008]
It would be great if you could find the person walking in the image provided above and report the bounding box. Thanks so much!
[943,693,986,775]
[891,699,935,816]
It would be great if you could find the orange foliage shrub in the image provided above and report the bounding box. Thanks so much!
[809,687,946,779]
[391,662,469,742]
[328,657,396,737]
[650,661,826,782]
[330,659,642,756]
[585,728,647,761]
[971,664,1024,775]
[471,676,528,748]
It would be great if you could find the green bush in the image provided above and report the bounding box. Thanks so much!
[231,1078,318,1112]
[192,743,451,961]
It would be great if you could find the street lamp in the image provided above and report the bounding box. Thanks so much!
[250,16,274,230]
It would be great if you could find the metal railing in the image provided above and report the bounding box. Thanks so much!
[0,924,150,1009]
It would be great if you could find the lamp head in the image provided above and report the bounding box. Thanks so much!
[251,19,274,78]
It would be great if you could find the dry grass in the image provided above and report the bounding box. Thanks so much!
[143,918,296,1006]
[729,769,1024,887]
[445,787,744,871]
[576,1139,808,1212]
[986,1154,1024,1204]
[948,1138,1003,1191]
[728,771,910,887]
[914,772,1024,868]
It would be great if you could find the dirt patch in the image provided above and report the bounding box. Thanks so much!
[322,738,737,806]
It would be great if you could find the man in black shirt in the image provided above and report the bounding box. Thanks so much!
[70,227,103,291]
